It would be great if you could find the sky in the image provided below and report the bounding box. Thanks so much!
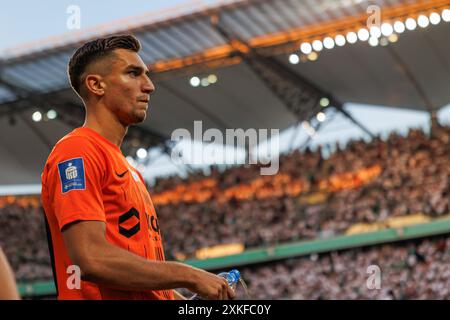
[0,0,219,53]
[1,1,450,181]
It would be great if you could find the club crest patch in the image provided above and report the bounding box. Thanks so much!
[58,158,86,193]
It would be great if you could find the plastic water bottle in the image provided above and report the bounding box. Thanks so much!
[190,269,240,300]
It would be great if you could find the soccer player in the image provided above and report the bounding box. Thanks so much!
[41,35,235,300]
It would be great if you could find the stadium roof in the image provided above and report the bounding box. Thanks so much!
[1,0,449,185]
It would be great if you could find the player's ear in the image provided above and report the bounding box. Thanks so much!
[84,74,106,97]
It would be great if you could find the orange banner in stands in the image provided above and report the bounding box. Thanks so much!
[151,165,382,206]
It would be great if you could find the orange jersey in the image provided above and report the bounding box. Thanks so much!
[41,127,174,300]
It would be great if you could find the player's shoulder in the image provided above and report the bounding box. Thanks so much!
[42,128,107,185]
[48,128,105,163]
[58,128,101,150]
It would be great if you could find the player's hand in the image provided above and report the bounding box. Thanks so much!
[188,269,236,300]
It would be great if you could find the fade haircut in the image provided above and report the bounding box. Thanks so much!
[68,34,141,96]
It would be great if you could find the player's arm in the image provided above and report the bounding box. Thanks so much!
[62,220,235,300]
[0,248,20,300]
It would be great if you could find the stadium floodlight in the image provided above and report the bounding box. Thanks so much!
[308,52,318,61]
[443,9,450,22]
[429,12,441,25]
[201,78,210,87]
[370,26,381,38]
[312,40,323,52]
[379,37,389,46]
[131,138,140,148]
[369,37,379,47]
[417,15,429,28]
[32,111,42,122]
[47,109,57,120]
[335,34,346,47]
[289,54,300,64]
[137,148,148,159]
[208,74,218,84]
[323,37,335,49]
[346,31,358,44]
[388,34,398,43]
[405,18,417,30]
[357,28,370,41]
[300,42,312,54]
[320,97,330,107]
[394,21,406,33]
[316,112,326,122]
[190,76,200,87]
[381,23,394,37]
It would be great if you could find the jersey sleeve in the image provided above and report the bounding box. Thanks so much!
[43,136,107,230]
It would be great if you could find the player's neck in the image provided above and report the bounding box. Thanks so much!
[83,107,127,148]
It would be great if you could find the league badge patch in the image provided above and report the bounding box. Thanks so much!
[58,158,86,194]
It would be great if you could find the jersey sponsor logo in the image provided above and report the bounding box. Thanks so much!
[149,215,160,234]
[58,158,86,194]
[146,212,161,243]
[118,207,141,238]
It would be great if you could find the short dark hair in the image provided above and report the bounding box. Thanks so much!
[68,34,141,95]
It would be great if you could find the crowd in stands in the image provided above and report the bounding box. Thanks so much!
[0,197,51,282]
[0,125,448,299]
[236,236,450,300]
[156,125,450,258]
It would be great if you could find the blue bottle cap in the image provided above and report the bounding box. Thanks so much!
[229,269,240,282]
